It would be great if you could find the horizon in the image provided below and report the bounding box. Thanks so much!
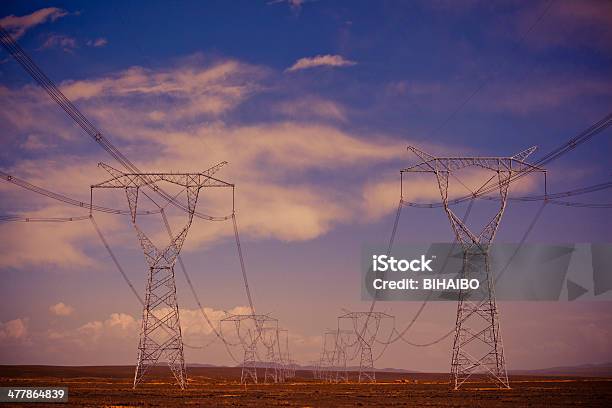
[1,0,611,376]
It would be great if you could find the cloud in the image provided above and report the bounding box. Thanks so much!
[39,33,77,52]
[20,134,51,150]
[274,97,347,122]
[46,306,248,348]
[386,80,443,97]
[49,302,74,316]
[47,312,139,346]
[86,37,108,48]
[0,7,68,39]
[286,54,356,72]
[0,55,453,268]
[0,220,96,269]
[0,318,29,342]
[179,306,250,338]
[58,58,265,120]
[0,202,122,269]
[79,312,137,334]
[268,0,307,13]
[362,164,540,221]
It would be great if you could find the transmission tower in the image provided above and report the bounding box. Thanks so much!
[220,314,279,384]
[278,329,293,380]
[261,326,283,383]
[319,331,338,382]
[310,360,322,380]
[338,311,394,382]
[337,329,358,382]
[402,146,546,389]
[318,329,353,383]
[91,162,233,389]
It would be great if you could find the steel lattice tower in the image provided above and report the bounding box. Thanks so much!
[91,162,232,389]
[338,311,394,383]
[328,329,352,383]
[220,314,279,384]
[402,146,546,389]
[262,327,282,383]
[319,330,343,382]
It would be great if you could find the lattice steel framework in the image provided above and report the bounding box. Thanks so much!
[338,311,394,382]
[319,331,338,382]
[402,146,546,389]
[91,162,232,389]
[220,314,279,384]
[261,326,283,383]
[320,329,353,383]
[278,329,293,380]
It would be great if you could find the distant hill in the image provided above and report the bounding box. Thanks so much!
[510,362,612,377]
[187,362,612,378]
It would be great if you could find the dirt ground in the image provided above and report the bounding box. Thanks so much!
[1,365,611,407]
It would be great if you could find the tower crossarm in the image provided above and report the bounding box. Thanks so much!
[92,164,233,189]
[402,157,545,174]
[338,311,393,320]
[221,314,278,324]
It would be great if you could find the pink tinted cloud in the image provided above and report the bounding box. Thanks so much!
[286,54,356,72]
[0,7,68,39]
[39,33,77,52]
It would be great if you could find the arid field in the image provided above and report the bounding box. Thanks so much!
[1,366,611,407]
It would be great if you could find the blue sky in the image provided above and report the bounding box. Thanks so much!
[0,1,611,371]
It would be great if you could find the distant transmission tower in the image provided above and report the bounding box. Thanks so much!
[220,313,279,384]
[320,329,357,382]
[338,311,394,382]
[261,326,283,383]
[278,329,292,380]
[91,162,232,389]
[402,146,546,389]
[336,329,357,382]
[319,331,338,382]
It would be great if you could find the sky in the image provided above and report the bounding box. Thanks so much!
[0,0,611,372]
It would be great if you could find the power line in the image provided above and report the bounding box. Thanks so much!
[0,215,90,222]
[402,112,612,208]
[365,114,611,363]
[402,180,612,208]
[0,170,160,216]
[425,0,556,140]
[0,25,228,222]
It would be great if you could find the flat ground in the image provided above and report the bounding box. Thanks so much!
[1,366,611,407]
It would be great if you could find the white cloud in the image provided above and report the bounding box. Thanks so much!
[39,33,77,52]
[0,318,29,341]
[268,0,307,12]
[49,302,74,316]
[0,203,112,269]
[20,134,50,150]
[275,97,347,122]
[0,7,68,39]
[286,54,356,72]
[87,37,108,48]
[0,56,488,268]
[46,307,248,348]
[82,312,137,333]
[57,58,264,120]
[180,306,251,338]
[49,312,138,343]
[362,165,540,221]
